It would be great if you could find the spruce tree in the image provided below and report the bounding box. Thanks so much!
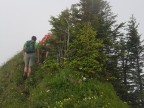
[68,23,106,78]
[125,15,144,107]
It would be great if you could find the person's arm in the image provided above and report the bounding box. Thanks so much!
[45,43,49,58]
[36,48,40,64]
[46,51,48,58]
[23,49,25,56]
[23,43,26,61]
[36,42,40,64]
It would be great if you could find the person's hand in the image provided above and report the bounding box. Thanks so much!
[37,59,40,64]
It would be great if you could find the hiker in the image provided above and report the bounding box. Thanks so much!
[39,42,49,63]
[23,36,40,78]
[39,33,52,63]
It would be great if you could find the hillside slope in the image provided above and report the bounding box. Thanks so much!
[0,53,129,108]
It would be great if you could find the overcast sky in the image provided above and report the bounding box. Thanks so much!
[107,0,144,34]
[0,0,144,66]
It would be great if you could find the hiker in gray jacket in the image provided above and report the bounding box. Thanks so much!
[23,36,39,79]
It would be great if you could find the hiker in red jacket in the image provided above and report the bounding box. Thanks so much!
[39,33,52,63]
[39,42,49,63]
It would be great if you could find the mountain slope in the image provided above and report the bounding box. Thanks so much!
[0,52,129,108]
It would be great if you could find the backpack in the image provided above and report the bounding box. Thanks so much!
[25,40,36,53]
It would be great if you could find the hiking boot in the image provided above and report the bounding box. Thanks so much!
[23,72,27,80]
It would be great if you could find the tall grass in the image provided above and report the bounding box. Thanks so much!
[0,53,129,108]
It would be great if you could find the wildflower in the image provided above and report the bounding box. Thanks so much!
[82,77,86,81]
[46,90,50,93]
[124,102,127,104]
[93,96,97,99]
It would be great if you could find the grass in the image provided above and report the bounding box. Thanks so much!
[0,52,129,108]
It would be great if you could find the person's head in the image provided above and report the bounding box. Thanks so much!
[31,36,37,42]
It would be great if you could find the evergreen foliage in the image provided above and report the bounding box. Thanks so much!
[67,23,106,78]
[0,0,144,107]
[125,15,144,106]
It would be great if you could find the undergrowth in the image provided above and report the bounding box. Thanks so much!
[0,52,129,108]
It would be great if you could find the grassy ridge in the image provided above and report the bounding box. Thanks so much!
[0,53,129,108]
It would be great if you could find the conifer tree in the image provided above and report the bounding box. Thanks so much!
[125,15,144,106]
[50,0,125,80]
[68,23,106,78]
